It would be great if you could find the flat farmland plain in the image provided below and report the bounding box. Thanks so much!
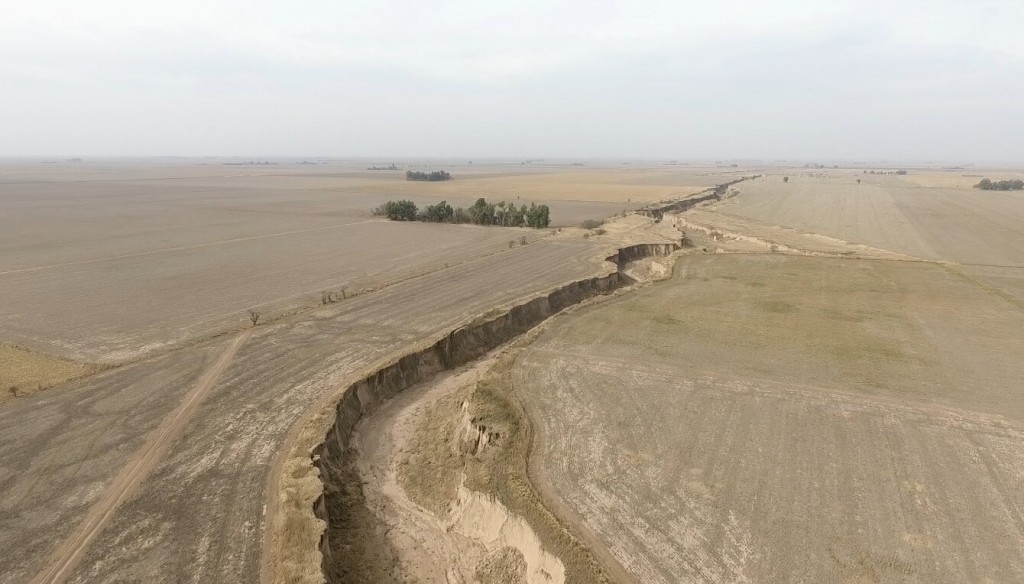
[3,160,711,583]
[353,167,717,204]
[717,175,1024,266]
[515,255,1024,583]
[1,162,710,363]
[0,235,615,583]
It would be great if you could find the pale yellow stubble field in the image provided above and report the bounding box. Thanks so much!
[353,168,719,204]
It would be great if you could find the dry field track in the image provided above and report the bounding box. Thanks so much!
[515,251,1024,580]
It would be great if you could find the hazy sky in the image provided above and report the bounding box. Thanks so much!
[3,1,1022,161]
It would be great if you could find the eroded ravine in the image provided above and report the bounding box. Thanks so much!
[309,242,679,583]
[281,178,937,583]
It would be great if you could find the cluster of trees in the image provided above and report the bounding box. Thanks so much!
[862,169,907,175]
[374,197,551,228]
[975,178,1024,191]
[405,170,451,181]
[377,200,419,221]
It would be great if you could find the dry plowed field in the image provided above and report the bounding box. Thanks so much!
[0,234,616,583]
[718,175,1024,266]
[2,160,720,583]
[515,254,1024,583]
[0,162,716,363]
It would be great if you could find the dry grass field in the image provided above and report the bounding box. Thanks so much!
[354,167,713,203]
[718,174,1024,266]
[515,252,1024,583]
[0,344,101,401]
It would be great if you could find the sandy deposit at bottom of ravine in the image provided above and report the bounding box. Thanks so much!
[347,356,565,584]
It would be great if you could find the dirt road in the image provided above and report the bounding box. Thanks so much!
[30,329,252,584]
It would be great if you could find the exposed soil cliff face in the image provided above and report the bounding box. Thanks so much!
[312,242,678,582]
[609,243,680,266]
[640,176,759,218]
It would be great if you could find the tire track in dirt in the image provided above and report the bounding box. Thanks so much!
[30,329,253,584]
[940,264,1024,312]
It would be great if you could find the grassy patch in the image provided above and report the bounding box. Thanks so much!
[398,388,469,517]
[463,356,611,584]
[0,344,101,400]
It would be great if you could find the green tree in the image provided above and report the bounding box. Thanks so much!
[526,203,550,228]
[382,200,418,221]
[424,200,454,222]
[469,197,495,225]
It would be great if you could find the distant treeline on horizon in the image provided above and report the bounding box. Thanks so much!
[974,178,1024,191]
[406,170,451,182]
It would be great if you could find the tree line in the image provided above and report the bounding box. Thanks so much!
[405,170,452,181]
[374,197,551,228]
[975,178,1024,191]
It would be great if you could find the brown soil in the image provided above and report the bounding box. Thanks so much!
[30,330,251,584]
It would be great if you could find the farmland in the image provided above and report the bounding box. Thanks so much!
[0,160,701,583]
[512,182,1024,582]
[0,161,716,365]
[718,173,1024,266]
[5,159,1024,584]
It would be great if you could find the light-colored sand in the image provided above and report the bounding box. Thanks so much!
[350,360,564,584]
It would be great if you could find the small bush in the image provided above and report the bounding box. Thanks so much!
[580,219,603,230]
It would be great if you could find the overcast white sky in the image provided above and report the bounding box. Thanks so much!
[3,1,1022,161]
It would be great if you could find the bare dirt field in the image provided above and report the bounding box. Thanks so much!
[0,161,720,365]
[515,252,1024,583]
[10,159,1021,584]
[0,235,622,584]
[0,159,715,584]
